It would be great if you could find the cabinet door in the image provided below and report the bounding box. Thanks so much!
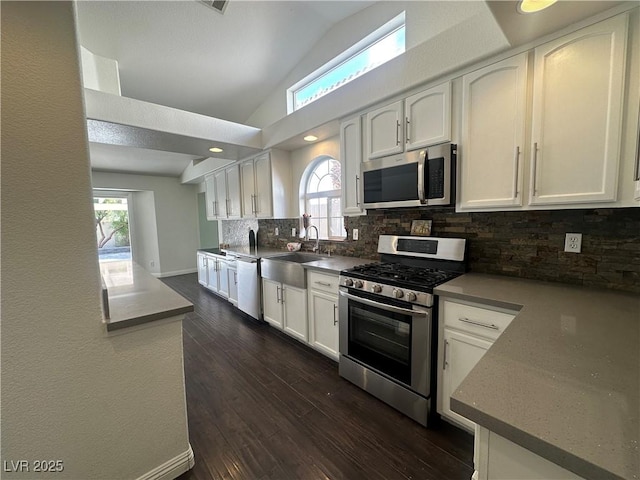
[227,268,238,306]
[217,260,229,298]
[442,328,492,432]
[340,116,365,216]
[225,165,242,219]
[405,82,451,151]
[460,54,528,209]
[240,160,256,218]
[206,256,219,292]
[204,174,216,221]
[262,278,283,328]
[213,170,228,219]
[253,153,273,218]
[308,289,339,360]
[365,101,404,159]
[197,253,208,286]
[530,15,627,205]
[282,285,307,342]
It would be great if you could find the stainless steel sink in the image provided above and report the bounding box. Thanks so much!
[260,253,324,288]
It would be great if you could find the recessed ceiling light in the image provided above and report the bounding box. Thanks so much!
[209,147,223,153]
[517,0,557,14]
[304,135,318,142]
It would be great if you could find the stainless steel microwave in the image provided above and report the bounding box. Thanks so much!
[361,143,456,209]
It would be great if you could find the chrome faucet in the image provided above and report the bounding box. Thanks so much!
[307,225,320,252]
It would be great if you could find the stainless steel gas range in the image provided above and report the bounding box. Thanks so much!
[338,235,467,426]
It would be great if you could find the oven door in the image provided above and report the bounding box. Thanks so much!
[338,288,432,397]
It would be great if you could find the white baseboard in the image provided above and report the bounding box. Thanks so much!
[156,268,198,278]
[136,444,195,480]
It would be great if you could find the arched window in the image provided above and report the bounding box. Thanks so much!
[301,156,345,240]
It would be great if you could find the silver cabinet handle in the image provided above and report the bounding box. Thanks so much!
[405,117,410,143]
[355,175,361,207]
[395,120,401,146]
[276,285,281,303]
[251,194,257,215]
[458,317,499,330]
[225,198,230,216]
[314,281,332,287]
[532,142,539,195]
[333,304,338,326]
[233,271,237,285]
[514,146,520,196]
[443,339,449,370]
[281,286,285,304]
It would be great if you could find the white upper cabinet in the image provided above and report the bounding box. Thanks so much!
[404,83,451,151]
[225,164,242,219]
[213,169,228,219]
[459,53,528,210]
[365,101,404,159]
[340,116,365,216]
[364,82,452,161]
[204,173,216,221]
[240,150,291,219]
[529,14,628,205]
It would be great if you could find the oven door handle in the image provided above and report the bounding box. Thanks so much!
[339,290,428,317]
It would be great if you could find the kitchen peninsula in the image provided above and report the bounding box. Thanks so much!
[435,274,639,480]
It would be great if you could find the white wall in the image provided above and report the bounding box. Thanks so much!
[131,190,162,276]
[80,45,122,95]
[247,1,505,128]
[1,2,190,479]
[92,172,200,276]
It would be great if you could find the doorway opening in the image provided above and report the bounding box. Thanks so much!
[94,195,132,262]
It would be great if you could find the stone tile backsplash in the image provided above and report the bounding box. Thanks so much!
[256,208,639,294]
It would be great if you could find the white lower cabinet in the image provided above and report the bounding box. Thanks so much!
[441,329,492,431]
[262,278,307,341]
[197,252,208,286]
[475,426,585,480]
[307,271,339,361]
[437,298,516,432]
[198,252,229,299]
[227,264,238,307]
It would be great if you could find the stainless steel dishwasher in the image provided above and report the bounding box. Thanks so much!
[236,257,261,321]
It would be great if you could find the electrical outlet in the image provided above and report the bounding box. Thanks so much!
[353,229,359,241]
[564,233,582,253]
[150,260,155,267]
[275,227,279,236]
[292,228,296,237]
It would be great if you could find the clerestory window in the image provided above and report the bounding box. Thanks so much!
[288,12,405,113]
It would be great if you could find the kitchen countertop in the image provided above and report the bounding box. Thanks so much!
[100,261,194,332]
[219,246,373,274]
[434,273,639,480]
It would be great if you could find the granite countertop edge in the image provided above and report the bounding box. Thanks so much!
[435,273,639,480]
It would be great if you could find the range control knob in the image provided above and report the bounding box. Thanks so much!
[371,284,382,293]
[344,278,354,287]
[406,292,417,302]
[392,288,404,299]
[354,280,364,289]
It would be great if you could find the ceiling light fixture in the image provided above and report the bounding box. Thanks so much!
[303,135,318,142]
[517,0,558,14]
[209,147,223,153]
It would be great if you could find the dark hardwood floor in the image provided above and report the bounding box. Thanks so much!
[162,273,474,480]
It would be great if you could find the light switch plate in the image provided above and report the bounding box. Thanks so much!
[353,229,359,241]
[564,233,582,253]
[275,227,279,236]
[292,228,296,237]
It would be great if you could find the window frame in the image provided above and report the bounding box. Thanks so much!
[300,156,345,241]
[287,12,406,114]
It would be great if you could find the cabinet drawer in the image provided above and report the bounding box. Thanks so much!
[307,271,339,294]
[442,300,516,341]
